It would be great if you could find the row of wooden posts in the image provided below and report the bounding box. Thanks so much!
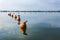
[8,13,27,35]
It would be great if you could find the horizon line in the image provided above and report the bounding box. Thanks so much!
[0,10,60,12]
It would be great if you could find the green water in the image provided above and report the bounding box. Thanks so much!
[0,12,60,40]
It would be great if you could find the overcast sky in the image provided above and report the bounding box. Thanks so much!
[0,0,60,11]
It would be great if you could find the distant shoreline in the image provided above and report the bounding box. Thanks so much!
[0,11,60,12]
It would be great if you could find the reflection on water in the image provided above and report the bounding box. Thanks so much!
[0,12,60,40]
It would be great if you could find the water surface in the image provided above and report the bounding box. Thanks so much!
[0,12,60,40]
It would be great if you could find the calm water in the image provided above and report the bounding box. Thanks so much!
[0,12,60,40]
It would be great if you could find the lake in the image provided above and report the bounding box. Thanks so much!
[0,12,60,40]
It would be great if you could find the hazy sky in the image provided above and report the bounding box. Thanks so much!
[0,0,60,10]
